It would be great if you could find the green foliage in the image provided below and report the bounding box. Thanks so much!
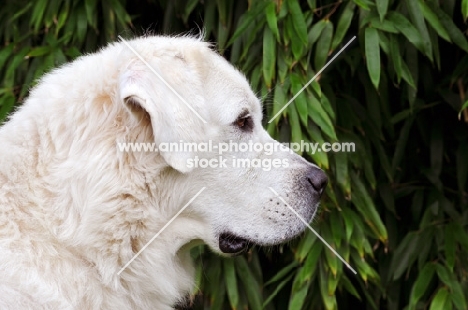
[1,0,468,309]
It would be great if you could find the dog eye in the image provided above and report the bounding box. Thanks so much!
[234,114,253,132]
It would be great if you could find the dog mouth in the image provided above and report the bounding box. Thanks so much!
[218,233,250,255]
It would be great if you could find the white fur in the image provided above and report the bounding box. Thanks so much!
[0,35,323,309]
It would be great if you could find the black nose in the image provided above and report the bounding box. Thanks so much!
[306,167,328,195]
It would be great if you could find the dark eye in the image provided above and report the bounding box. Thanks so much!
[234,113,253,132]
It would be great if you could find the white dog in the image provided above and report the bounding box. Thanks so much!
[0,35,327,309]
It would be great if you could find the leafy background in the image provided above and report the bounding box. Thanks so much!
[1,0,467,309]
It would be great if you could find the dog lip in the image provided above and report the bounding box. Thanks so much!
[218,232,249,255]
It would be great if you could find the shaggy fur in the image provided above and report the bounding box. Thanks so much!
[0,36,326,309]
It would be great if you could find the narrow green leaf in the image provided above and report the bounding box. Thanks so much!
[463,0,468,21]
[387,12,426,55]
[409,263,436,309]
[288,104,303,146]
[353,0,371,10]
[400,60,416,88]
[308,19,327,46]
[335,152,350,195]
[235,257,262,310]
[389,34,403,82]
[264,261,299,286]
[406,0,433,61]
[341,275,361,300]
[307,94,337,141]
[427,2,468,52]
[369,16,399,33]
[31,0,48,31]
[376,0,389,21]
[265,1,279,40]
[262,27,276,88]
[226,1,269,47]
[223,259,239,309]
[27,46,51,57]
[262,273,294,308]
[287,0,308,45]
[331,2,355,50]
[451,281,467,310]
[9,2,32,23]
[365,27,381,90]
[391,232,420,280]
[341,208,355,241]
[435,263,454,288]
[314,21,333,70]
[350,172,388,241]
[288,281,308,310]
[75,5,88,43]
[418,0,452,42]
[429,287,450,310]
[307,138,329,169]
[290,73,308,126]
[289,16,304,59]
[319,264,337,309]
[183,0,199,23]
[300,242,322,282]
[84,0,98,29]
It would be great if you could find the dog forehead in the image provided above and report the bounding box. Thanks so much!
[202,55,261,120]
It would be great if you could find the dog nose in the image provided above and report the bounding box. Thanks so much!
[306,167,328,195]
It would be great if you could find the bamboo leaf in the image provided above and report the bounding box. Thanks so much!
[235,257,263,310]
[387,12,426,55]
[314,21,333,70]
[406,0,433,61]
[308,19,327,46]
[84,0,98,30]
[350,172,388,241]
[290,73,308,126]
[409,263,436,310]
[418,0,452,42]
[307,94,337,141]
[335,152,350,195]
[264,261,299,286]
[319,264,337,309]
[262,273,294,308]
[265,1,279,40]
[288,103,303,145]
[262,27,276,88]
[223,259,239,309]
[287,0,308,45]
[365,27,381,90]
[227,1,269,47]
[463,0,468,21]
[331,2,355,50]
[376,0,389,21]
[389,34,403,82]
[426,2,468,52]
[288,281,308,310]
[429,287,450,310]
[27,46,51,57]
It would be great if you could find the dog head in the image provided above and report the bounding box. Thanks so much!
[117,36,328,256]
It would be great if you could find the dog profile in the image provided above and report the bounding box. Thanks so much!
[0,35,327,309]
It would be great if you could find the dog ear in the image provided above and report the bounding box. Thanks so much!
[119,59,206,173]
